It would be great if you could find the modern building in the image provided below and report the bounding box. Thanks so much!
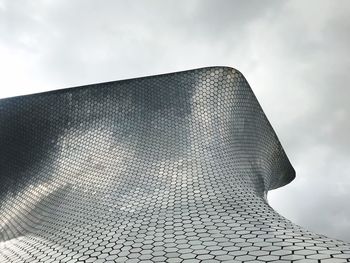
[0,67,349,262]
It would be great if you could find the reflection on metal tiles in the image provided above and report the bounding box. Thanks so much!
[0,67,349,262]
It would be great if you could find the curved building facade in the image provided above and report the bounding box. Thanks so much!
[0,67,349,262]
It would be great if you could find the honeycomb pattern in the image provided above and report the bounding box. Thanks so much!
[0,67,349,262]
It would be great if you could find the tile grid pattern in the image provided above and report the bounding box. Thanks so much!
[0,67,349,262]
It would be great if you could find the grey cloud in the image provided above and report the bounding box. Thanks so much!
[1,0,283,85]
[255,0,350,241]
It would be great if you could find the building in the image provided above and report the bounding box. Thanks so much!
[0,67,349,262]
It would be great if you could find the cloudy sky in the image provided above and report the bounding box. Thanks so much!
[1,0,349,241]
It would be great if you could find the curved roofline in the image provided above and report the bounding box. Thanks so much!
[0,66,296,190]
[0,66,236,101]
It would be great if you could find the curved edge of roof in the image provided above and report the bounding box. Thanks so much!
[0,66,296,189]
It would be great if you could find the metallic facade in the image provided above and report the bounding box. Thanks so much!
[0,67,349,262]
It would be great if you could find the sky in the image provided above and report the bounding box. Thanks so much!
[0,0,349,241]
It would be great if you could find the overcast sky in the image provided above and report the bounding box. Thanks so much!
[1,0,349,242]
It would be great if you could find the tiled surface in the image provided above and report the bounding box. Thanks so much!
[0,67,349,262]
